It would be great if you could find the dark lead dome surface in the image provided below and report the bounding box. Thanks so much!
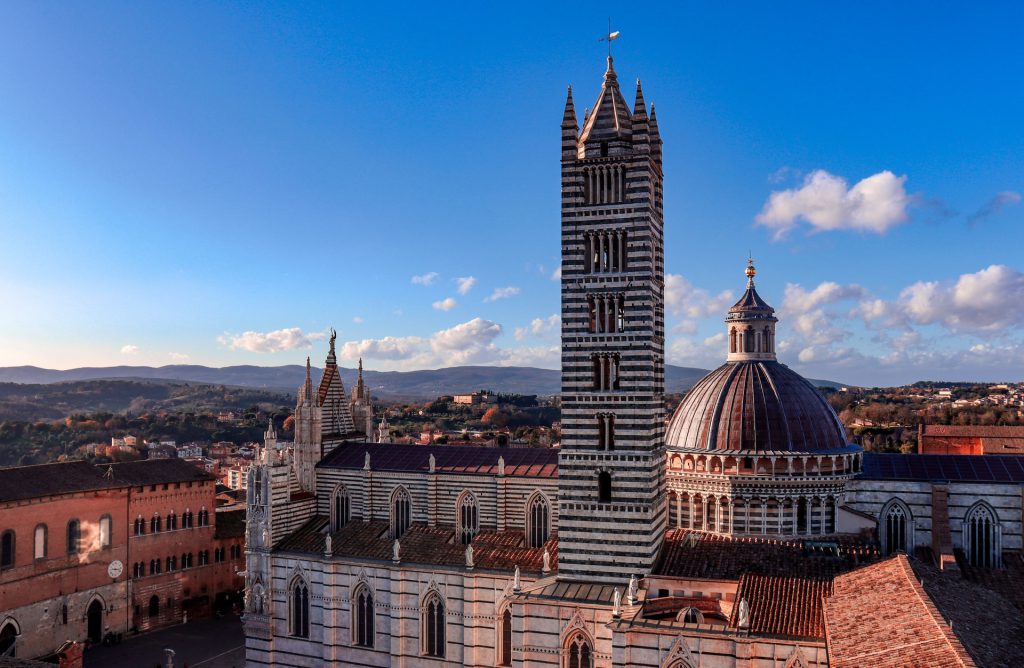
[666,361,849,453]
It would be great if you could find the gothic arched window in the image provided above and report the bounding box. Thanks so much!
[499,607,512,666]
[391,487,411,540]
[148,595,159,617]
[291,578,310,638]
[332,487,350,532]
[965,502,1001,568]
[527,493,551,548]
[458,492,479,545]
[353,585,374,648]
[0,620,17,656]
[565,632,593,668]
[422,592,446,658]
[881,499,912,556]
[166,512,177,531]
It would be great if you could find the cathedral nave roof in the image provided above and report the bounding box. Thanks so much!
[317,441,558,478]
[862,451,1024,483]
[275,515,557,573]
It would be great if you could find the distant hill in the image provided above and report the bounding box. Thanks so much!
[0,364,841,403]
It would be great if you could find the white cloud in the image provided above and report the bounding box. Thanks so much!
[781,281,865,315]
[550,266,562,280]
[339,335,426,361]
[501,345,560,368]
[168,352,190,363]
[665,274,734,331]
[338,318,505,368]
[432,297,457,311]
[516,314,560,341]
[120,344,140,356]
[668,333,727,368]
[352,316,364,324]
[218,327,326,353]
[485,286,520,302]
[899,264,1024,333]
[411,272,439,286]
[455,276,476,295]
[756,169,911,238]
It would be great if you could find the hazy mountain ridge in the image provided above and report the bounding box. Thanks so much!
[0,364,842,401]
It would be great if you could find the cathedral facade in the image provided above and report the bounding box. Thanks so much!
[242,56,1023,668]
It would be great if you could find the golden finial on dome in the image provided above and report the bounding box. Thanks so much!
[745,255,756,286]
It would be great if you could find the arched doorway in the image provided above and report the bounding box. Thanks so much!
[0,621,17,656]
[87,600,103,644]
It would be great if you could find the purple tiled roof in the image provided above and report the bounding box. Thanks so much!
[317,442,558,478]
[861,453,1024,483]
[666,361,849,453]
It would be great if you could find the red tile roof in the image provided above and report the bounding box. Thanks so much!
[653,529,880,581]
[823,555,976,668]
[317,442,558,478]
[730,574,832,639]
[276,516,556,574]
[915,549,1024,666]
[0,460,123,503]
[922,425,1024,439]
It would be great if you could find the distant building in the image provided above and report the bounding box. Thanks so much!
[0,459,244,660]
[453,391,497,405]
[918,424,1024,455]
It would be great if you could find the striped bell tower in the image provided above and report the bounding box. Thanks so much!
[557,55,667,582]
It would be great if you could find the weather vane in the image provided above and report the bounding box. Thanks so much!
[598,18,620,58]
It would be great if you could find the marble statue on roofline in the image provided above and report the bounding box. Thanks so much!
[627,574,638,605]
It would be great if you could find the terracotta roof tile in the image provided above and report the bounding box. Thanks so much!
[823,555,976,668]
[914,550,1024,666]
[730,574,832,639]
[276,516,556,574]
[107,458,215,485]
[653,529,880,580]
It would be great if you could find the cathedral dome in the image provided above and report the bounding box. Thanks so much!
[665,360,849,453]
[665,260,851,454]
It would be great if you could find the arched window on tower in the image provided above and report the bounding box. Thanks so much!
[391,487,411,540]
[730,328,737,353]
[526,493,550,548]
[881,499,912,556]
[498,607,513,666]
[290,578,310,638]
[332,486,350,532]
[745,326,754,353]
[457,492,479,545]
[353,584,374,648]
[565,632,593,668]
[598,471,612,503]
[422,591,446,658]
[964,502,1001,568]
[764,326,772,353]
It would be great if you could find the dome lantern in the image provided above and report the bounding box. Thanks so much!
[726,258,778,362]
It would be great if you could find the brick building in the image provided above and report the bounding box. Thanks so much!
[0,459,245,661]
[918,424,1024,455]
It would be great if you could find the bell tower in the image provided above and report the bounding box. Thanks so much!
[557,55,667,582]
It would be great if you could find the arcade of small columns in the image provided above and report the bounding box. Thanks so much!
[582,163,627,205]
[583,229,627,273]
[665,450,863,537]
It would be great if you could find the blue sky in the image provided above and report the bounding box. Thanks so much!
[1,2,1022,386]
